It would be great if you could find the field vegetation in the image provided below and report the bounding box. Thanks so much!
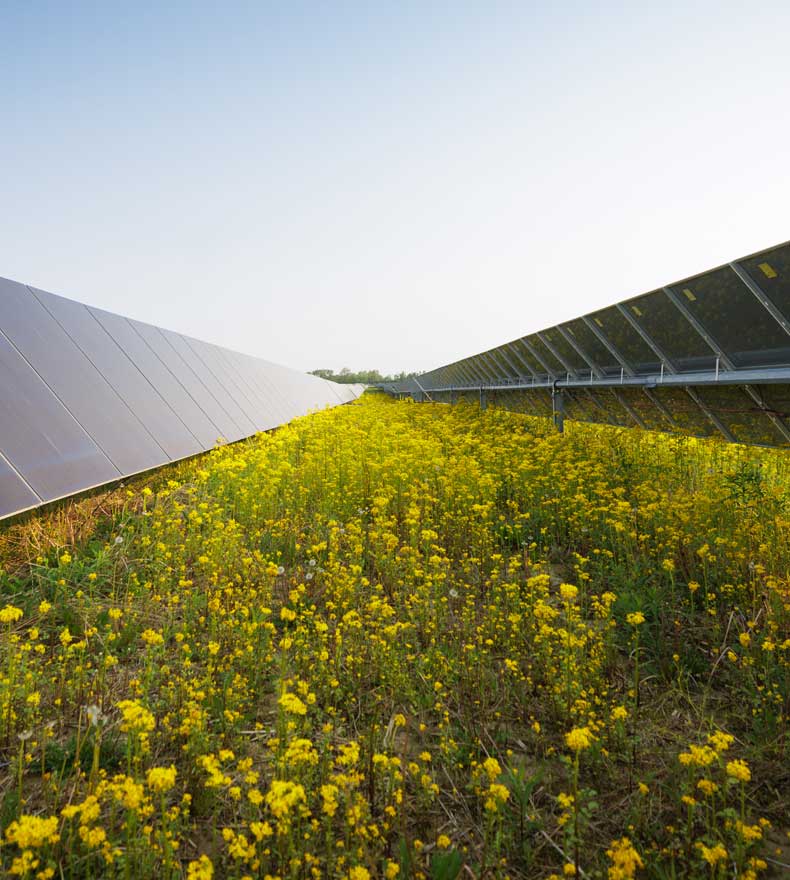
[0,393,788,879]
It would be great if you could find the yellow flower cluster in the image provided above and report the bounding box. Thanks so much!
[0,393,786,878]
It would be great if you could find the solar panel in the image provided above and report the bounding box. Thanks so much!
[394,239,790,447]
[184,337,259,435]
[32,287,203,461]
[130,320,227,445]
[87,307,208,457]
[3,280,167,475]
[1,277,363,520]
[158,329,246,442]
[0,328,119,501]
[0,453,41,519]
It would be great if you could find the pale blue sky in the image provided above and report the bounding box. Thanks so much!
[1,2,788,374]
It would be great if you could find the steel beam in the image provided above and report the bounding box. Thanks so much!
[418,363,790,394]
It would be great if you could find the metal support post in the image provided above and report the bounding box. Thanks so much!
[552,384,565,433]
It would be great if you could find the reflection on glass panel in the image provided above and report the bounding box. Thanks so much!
[564,390,599,423]
[512,339,549,377]
[496,389,553,418]
[562,392,585,422]
[652,388,718,438]
[578,389,617,424]
[435,380,790,449]
[628,290,714,370]
[589,307,660,372]
[562,320,619,373]
[526,334,565,374]
[758,386,790,447]
[619,388,673,431]
[740,243,790,328]
[494,390,523,415]
[667,267,790,368]
[533,390,554,418]
[540,329,588,373]
[567,389,628,428]
[694,387,783,446]
[603,390,636,427]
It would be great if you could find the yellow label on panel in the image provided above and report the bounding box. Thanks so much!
[595,318,603,328]
[683,288,696,302]
[631,305,642,317]
[759,262,777,279]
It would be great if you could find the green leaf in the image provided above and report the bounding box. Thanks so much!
[430,849,463,880]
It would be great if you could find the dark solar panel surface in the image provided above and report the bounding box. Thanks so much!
[1,277,363,519]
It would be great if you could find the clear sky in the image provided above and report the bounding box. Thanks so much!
[1,2,788,375]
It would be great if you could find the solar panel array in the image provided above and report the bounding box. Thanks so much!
[0,277,363,520]
[387,240,790,446]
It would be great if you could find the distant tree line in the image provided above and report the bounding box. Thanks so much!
[309,368,420,385]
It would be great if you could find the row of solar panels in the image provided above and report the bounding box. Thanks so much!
[418,240,790,385]
[388,239,790,446]
[0,276,363,520]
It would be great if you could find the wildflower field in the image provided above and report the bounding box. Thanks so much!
[0,392,788,879]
